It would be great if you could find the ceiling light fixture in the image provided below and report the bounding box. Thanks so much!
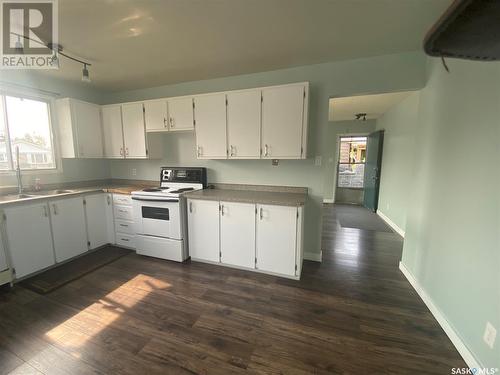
[355,113,367,121]
[49,51,59,68]
[14,35,23,54]
[82,63,91,82]
[10,32,93,82]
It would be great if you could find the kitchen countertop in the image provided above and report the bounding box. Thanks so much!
[0,184,150,206]
[0,182,308,207]
[184,188,307,207]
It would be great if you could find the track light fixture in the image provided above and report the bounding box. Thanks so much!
[355,113,367,121]
[11,32,92,82]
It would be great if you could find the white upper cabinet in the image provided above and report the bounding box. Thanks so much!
[61,82,308,160]
[101,105,124,158]
[144,99,168,132]
[261,83,308,159]
[167,96,194,131]
[194,93,227,159]
[121,103,147,158]
[226,90,261,159]
[56,98,103,158]
[4,202,55,279]
[50,196,88,263]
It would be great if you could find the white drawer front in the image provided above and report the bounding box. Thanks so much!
[113,194,132,206]
[115,219,135,235]
[116,233,135,249]
[114,205,133,221]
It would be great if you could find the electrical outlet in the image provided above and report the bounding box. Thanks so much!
[132,168,137,176]
[271,159,279,166]
[483,322,497,349]
[315,156,322,166]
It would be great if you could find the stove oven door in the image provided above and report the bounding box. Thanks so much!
[132,197,181,240]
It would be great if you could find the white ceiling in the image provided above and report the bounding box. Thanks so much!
[329,91,415,121]
[35,0,451,92]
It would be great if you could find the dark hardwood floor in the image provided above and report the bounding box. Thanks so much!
[0,204,466,374]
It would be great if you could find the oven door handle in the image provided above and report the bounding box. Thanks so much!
[132,197,179,203]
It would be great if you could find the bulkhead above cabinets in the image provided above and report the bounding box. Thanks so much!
[55,81,309,161]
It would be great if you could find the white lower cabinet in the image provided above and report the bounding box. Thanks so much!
[256,204,298,277]
[4,202,55,279]
[220,201,256,269]
[85,193,114,250]
[112,194,135,249]
[187,198,303,279]
[1,192,117,281]
[0,230,7,272]
[187,199,220,262]
[50,196,88,263]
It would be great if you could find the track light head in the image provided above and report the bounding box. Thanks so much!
[82,64,91,82]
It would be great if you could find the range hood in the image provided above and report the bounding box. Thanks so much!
[424,0,500,61]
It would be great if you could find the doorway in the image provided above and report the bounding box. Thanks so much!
[335,135,368,205]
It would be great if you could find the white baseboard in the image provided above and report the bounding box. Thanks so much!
[323,199,334,204]
[304,251,322,262]
[399,262,481,370]
[377,210,405,237]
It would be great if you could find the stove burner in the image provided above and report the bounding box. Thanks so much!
[169,187,195,194]
[142,188,162,192]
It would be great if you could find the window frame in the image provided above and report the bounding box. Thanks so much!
[336,134,368,190]
[0,89,61,176]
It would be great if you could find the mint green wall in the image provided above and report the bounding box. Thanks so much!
[391,58,499,368]
[0,70,110,188]
[375,92,420,232]
[104,51,427,256]
[323,120,376,202]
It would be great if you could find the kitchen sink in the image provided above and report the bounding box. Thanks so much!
[32,189,75,196]
[16,193,37,199]
[0,193,37,202]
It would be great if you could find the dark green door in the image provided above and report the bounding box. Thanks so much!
[363,130,384,212]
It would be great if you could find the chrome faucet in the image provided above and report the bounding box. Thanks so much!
[15,146,22,194]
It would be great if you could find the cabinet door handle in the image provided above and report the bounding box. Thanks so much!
[221,205,225,216]
[125,147,129,156]
[197,146,202,157]
[259,207,263,220]
[42,205,48,217]
[119,223,128,227]
[264,144,269,157]
[52,204,57,215]
[119,147,123,156]
[164,118,167,128]
[169,117,174,128]
[230,145,235,157]
[189,201,193,213]
[107,195,111,205]
[121,238,130,242]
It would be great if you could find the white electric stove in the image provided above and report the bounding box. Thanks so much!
[131,167,207,262]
